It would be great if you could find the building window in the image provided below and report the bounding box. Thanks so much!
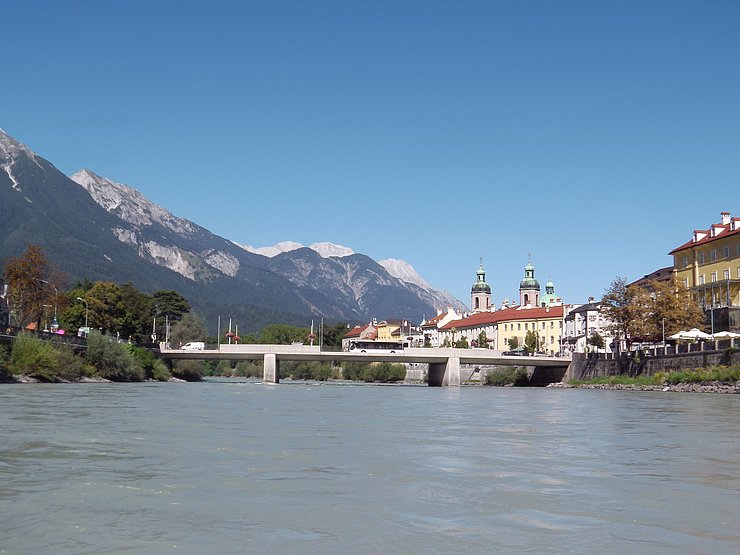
[550,336,555,344]
[711,272,717,282]
[559,321,562,328]
[724,246,730,258]
[525,323,528,330]
[550,321,554,328]
[710,249,717,262]
[699,252,705,264]
[737,267,740,279]
[682,256,688,268]
[699,274,705,285]
[737,243,740,255]
[517,323,521,331]
[724,269,730,280]
[541,322,545,329]
[683,278,689,288]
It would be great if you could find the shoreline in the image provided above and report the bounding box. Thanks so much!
[548,382,740,394]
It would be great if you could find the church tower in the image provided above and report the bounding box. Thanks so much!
[519,256,541,307]
[471,259,492,313]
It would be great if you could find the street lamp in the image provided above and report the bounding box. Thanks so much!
[76,297,88,331]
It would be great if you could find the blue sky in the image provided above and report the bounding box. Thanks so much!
[2,0,739,308]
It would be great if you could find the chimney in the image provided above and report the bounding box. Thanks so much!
[721,211,731,225]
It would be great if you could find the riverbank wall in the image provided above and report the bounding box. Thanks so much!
[566,349,740,382]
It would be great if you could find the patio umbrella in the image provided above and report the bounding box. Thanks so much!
[669,329,711,341]
[710,331,740,340]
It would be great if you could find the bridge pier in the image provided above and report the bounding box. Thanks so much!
[428,357,461,387]
[263,353,279,383]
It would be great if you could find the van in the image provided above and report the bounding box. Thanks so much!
[181,341,205,351]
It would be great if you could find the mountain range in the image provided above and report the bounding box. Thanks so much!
[0,129,464,332]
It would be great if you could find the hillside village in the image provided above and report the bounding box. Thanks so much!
[344,211,740,355]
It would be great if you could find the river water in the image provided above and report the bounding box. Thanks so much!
[1,381,739,554]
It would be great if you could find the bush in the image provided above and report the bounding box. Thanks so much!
[236,360,263,378]
[54,346,92,382]
[364,362,406,383]
[85,333,144,382]
[171,359,204,381]
[485,367,529,386]
[128,345,171,381]
[340,361,371,381]
[8,333,58,381]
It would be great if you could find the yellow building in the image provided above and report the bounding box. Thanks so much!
[670,211,740,331]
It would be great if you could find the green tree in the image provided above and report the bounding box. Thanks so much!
[170,312,208,348]
[588,332,606,353]
[454,336,469,349]
[152,291,191,322]
[602,277,640,351]
[84,281,124,334]
[524,330,539,353]
[258,324,308,344]
[507,336,519,350]
[477,330,488,348]
[321,321,349,350]
[119,283,154,343]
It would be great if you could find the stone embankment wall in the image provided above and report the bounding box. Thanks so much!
[566,349,740,382]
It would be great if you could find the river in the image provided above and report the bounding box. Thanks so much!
[1,381,738,554]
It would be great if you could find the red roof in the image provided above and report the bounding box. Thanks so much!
[439,305,565,330]
[343,323,372,339]
[669,216,740,255]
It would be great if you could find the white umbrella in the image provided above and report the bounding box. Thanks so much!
[684,328,711,340]
[710,331,740,340]
[669,329,711,341]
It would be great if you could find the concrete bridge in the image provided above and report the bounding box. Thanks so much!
[159,345,570,386]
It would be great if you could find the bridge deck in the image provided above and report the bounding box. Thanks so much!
[160,345,570,367]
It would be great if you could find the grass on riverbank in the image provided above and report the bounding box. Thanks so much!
[570,365,740,387]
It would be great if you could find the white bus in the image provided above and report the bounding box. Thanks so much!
[348,340,407,354]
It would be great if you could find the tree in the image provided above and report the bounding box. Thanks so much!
[639,277,705,341]
[3,245,61,328]
[601,277,640,351]
[454,336,469,349]
[602,276,706,347]
[524,330,539,354]
[170,312,208,348]
[477,330,488,348]
[258,324,308,345]
[321,321,349,350]
[152,291,190,322]
[507,336,519,350]
[119,283,154,342]
[84,281,124,334]
[588,332,606,353]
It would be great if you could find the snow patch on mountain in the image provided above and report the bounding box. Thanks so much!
[241,241,355,258]
[241,241,304,257]
[310,242,355,258]
[70,169,198,237]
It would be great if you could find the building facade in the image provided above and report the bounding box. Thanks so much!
[670,211,740,332]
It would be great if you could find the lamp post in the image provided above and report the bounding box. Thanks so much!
[662,318,666,353]
[76,297,88,331]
